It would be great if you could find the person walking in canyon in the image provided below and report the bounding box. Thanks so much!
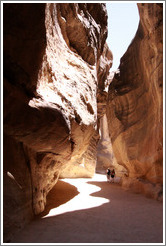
[107,168,115,183]
[110,169,115,183]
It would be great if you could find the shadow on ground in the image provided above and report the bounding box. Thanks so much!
[36,180,79,218]
[12,179,163,244]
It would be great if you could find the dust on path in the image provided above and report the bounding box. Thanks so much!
[12,174,163,243]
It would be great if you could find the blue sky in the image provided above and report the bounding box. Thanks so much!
[106,3,140,72]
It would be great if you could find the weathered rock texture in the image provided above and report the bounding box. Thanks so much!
[3,3,112,241]
[106,3,163,199]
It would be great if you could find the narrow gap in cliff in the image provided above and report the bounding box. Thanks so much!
[96,3,140,180]
[106,3,140,73]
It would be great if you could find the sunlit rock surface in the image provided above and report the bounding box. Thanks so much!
[106,3,163,199]
[3,3,111,241]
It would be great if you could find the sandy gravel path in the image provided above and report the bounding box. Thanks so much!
[12,174,163,243]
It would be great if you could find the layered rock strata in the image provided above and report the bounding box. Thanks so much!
[3,3,112,241]
[106,3,163,199]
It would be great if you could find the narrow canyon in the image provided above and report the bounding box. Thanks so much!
[3,3,163,243]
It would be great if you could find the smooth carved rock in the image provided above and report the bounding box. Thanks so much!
[106,3,163,199]
[3,3,111,239]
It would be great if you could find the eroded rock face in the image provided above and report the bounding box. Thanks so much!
[106,3,163,199]
[3,3,111,240]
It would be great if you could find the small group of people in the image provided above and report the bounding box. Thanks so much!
[106,168,115,183]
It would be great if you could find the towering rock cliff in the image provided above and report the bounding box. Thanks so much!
[3,3,112,241]
[106,3,163,199]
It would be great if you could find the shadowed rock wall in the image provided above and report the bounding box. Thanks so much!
[106,3,163,199]
[3,3,46,241]
[3,3,112,241]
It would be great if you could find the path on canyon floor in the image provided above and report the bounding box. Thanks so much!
[12,174,163,244]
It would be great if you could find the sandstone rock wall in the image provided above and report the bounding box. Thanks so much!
[106,3,163,199]
[3,3,46,241]
[3,3,112,241]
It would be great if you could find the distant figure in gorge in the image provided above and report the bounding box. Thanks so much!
[107,168,111,182]
[110,169,115,183]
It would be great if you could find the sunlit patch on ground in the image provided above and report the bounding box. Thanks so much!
[42,174,110,218]
[12,174,163,243]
